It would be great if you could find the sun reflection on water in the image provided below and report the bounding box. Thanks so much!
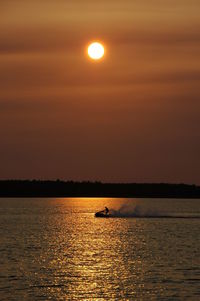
[53,198,145,300]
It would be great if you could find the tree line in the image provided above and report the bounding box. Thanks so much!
[0,180,200,198]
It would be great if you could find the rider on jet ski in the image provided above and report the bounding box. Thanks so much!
[105,207,109,215]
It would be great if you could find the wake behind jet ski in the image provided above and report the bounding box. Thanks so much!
[95,207,110,218]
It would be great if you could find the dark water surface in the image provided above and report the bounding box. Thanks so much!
[0,198,200,300]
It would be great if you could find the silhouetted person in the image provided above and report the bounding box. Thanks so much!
[105,207,109,215]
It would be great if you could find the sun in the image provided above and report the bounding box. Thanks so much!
[87,42,105,60]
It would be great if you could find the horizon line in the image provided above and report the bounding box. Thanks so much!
[0,179,199,187]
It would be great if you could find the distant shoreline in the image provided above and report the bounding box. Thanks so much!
[0,180,200,198]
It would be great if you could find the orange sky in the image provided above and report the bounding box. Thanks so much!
[1,0,200,183]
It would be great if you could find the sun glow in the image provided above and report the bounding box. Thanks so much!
[87,42,105,60]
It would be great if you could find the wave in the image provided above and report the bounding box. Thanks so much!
[109,204,200,218]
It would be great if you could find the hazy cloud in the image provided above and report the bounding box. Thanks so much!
[0,26,200,54]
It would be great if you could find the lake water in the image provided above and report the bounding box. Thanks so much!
[0,198,200,300]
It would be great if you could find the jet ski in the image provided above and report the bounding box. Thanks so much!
[95,211,110,218]
[95,207,111,218]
